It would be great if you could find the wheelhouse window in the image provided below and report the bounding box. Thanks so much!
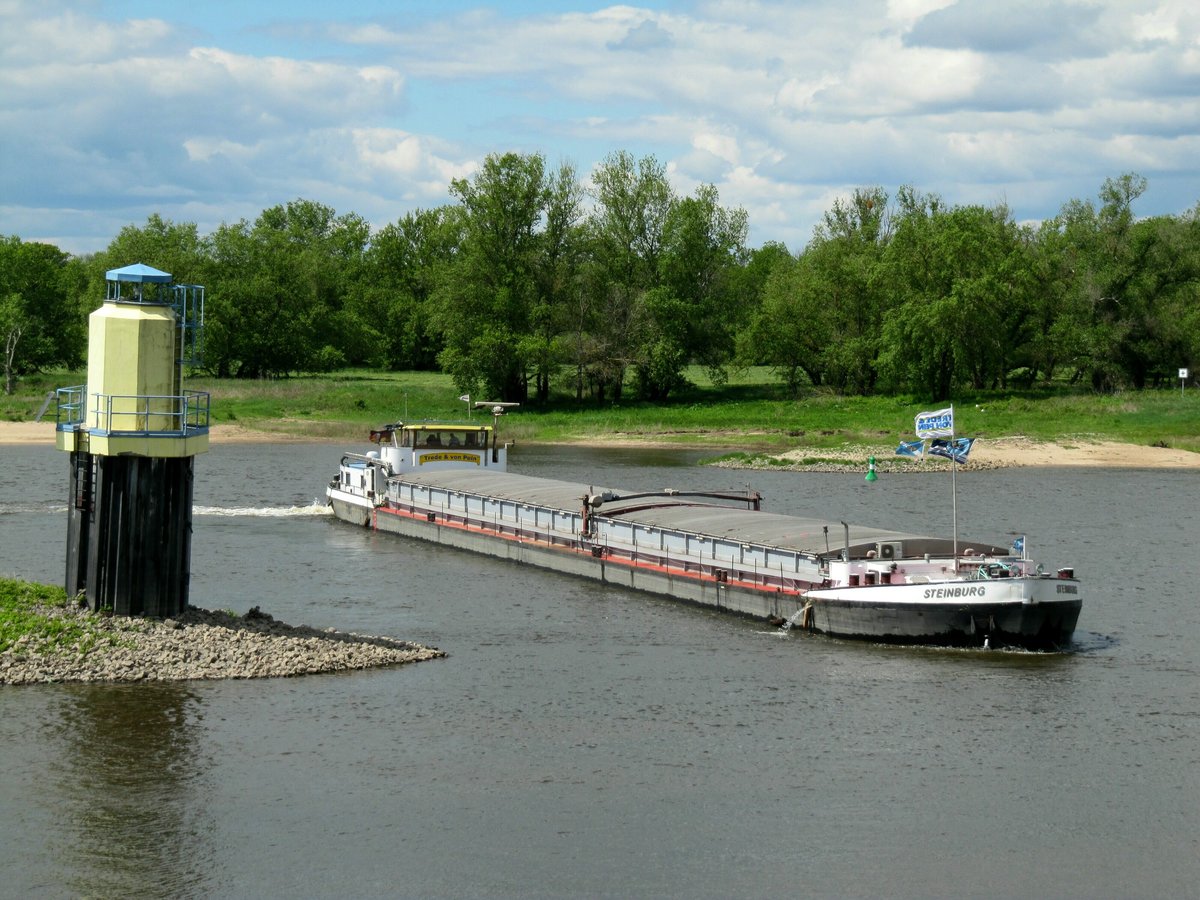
[408,428,487,448]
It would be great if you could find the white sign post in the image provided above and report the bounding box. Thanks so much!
[1180,368,1189,398]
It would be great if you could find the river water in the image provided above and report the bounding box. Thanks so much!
[1,441,1198,898]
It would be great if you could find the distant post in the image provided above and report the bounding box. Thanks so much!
[1180,368,1189,398]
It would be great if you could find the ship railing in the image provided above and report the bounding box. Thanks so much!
[393,492,814,595]
[965,560,1023,581]
[594,539,811,595]
[57,387,210,435]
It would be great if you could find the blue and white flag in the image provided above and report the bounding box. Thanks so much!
[929,437,975,464]
[895,439,926,458]
[1012,535,1025,555]
[915,407,955,438]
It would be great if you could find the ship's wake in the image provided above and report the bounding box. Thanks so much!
[194,502,333,518]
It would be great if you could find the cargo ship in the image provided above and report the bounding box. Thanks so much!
[326,419,1081,649]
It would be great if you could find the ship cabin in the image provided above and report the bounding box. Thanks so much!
[334,422,509,506]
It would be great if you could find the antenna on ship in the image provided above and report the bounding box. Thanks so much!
[474,401,519,429]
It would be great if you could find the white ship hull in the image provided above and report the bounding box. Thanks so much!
[801,577,1080,647]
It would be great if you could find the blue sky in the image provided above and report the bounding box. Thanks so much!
[3,0,1198,255]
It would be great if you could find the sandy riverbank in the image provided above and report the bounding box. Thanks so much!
[0,421,317,445]
[764,435,1200,471]
[3,420,1197,468]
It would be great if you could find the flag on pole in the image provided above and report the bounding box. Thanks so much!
[915,407,955,438]
[895,439,926,458]
[1012,535,1025,555]
[929,437,975,464]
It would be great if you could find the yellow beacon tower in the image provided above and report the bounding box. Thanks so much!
[56,263,209,616]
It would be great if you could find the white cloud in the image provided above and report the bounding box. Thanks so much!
[825,38,986,115]
[2,0,1198,255]
[608,18,673,51]
[350,128,477,196]
[886,0,958,26]
[693,131,740,166]
[2,9,177,64]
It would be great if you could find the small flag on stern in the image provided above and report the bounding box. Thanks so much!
[895,439,926,458]
[1012,535,1025,555]
[929,437,975,464]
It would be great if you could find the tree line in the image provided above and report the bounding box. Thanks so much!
[3,154,1198,402]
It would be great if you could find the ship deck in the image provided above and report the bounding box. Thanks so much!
[396,468,1009,561]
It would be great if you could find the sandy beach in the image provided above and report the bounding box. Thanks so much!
[945,435,1200,469]
[3,420,1197,468]
[0,421,316,446]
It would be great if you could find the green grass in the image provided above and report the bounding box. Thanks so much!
[0,371,65,422]
[5,366,1199,453]
[0,577,130,656]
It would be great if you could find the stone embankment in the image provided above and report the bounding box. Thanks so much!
[1,605,444,685]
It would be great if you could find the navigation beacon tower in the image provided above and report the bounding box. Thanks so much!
[55,263,209,616]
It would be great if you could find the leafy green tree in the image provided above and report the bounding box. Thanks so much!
[807,187,892,393]
[938,206,1034,390]
[1022,218,1078,384]
[0,237,80,393]
[354,206,462,371]
[0,291,27,395]
[737,190,892,396]
[629,286,691,400]
[1149,206,1200,384]
[736,250,824,395]
[1036,173,1199,391]
[578,151,674,401]
[636,183,748,398]
[11,160,1199,406]
[727,240,792,336]
[1104,199,1200,389]
[522,160,585,402]
[1047,175,1143,390]
[432,154,561,400]
[734,252,801,396]
[878,192,1031,399]
[206,199,368,377]
[98,214,209,288]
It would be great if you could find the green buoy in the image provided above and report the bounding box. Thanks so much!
[865,455,878,482]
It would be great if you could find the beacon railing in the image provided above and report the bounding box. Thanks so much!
[103,281,206,369]
[55,385,87,428]
[56,386,210,435]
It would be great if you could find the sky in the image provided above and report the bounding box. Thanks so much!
[2,0,1198,256]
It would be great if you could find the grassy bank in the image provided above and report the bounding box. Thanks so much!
[4,368,1199,452]
[0,577,128,655]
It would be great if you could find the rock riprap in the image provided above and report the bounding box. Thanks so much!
[1,604,444,685]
